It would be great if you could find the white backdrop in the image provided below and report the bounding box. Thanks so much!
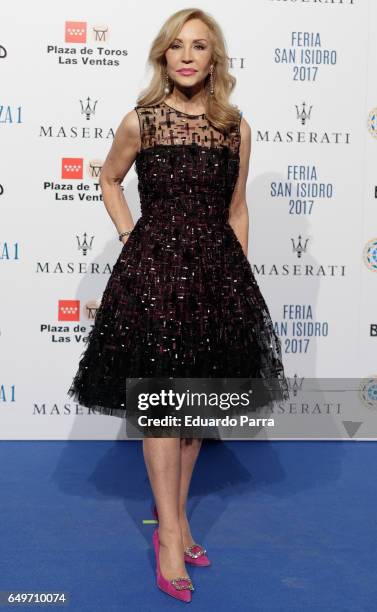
[1,0,376,439]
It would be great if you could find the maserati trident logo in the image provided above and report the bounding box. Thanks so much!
[296,102,312,126]
[289,375,304,397]
[76,232,94,256]
[80,97,98,120]
[291,235,309,259]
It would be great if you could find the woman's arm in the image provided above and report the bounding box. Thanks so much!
[227,117,252,257]
[99,109,141,244]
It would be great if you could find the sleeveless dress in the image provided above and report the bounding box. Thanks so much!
[67,100,290,420]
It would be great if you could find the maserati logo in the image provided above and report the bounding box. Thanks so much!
[80,97,98,120]
[296,102,312,126]
[288,375,304,397]
[76,232,94,256]
[256,101,350,144]
[291,235,309,259]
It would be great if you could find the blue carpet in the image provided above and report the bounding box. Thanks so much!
[0,440,375,611]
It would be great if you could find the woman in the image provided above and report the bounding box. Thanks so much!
[68,7,289,603]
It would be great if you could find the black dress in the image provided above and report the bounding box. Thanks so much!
[67,101,290,420]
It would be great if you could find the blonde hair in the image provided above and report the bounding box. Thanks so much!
[136,8,241,132]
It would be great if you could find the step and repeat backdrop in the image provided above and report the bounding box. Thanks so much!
[1,0,376,439]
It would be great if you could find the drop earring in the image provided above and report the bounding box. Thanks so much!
[209,65,215,95]
[164,70,170,95]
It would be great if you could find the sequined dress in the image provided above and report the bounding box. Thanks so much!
[67,100,290,418]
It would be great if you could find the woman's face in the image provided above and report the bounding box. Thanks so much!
[165,19,213,92]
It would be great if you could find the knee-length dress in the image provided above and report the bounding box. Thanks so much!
[67,100,290,419]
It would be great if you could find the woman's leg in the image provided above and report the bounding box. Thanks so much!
[178,438,203,548]
[143,437,190,580]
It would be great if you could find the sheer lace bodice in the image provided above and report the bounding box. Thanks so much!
[134,101,241,225]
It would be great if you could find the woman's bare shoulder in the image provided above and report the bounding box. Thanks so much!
[240,115,251,140]
[115,108,140,141]
[99,109,141,182]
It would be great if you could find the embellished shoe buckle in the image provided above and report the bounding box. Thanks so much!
[184,544,207,559]
[170,577,195,591]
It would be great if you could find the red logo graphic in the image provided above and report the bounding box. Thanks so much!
[62,158,83,179]
[58,300,80,321]
[65,21,87,43]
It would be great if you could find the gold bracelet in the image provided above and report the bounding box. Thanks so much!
[118,230,132,241]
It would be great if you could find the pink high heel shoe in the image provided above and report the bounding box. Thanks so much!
[153,528,194,603]
[152,504,211,567]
